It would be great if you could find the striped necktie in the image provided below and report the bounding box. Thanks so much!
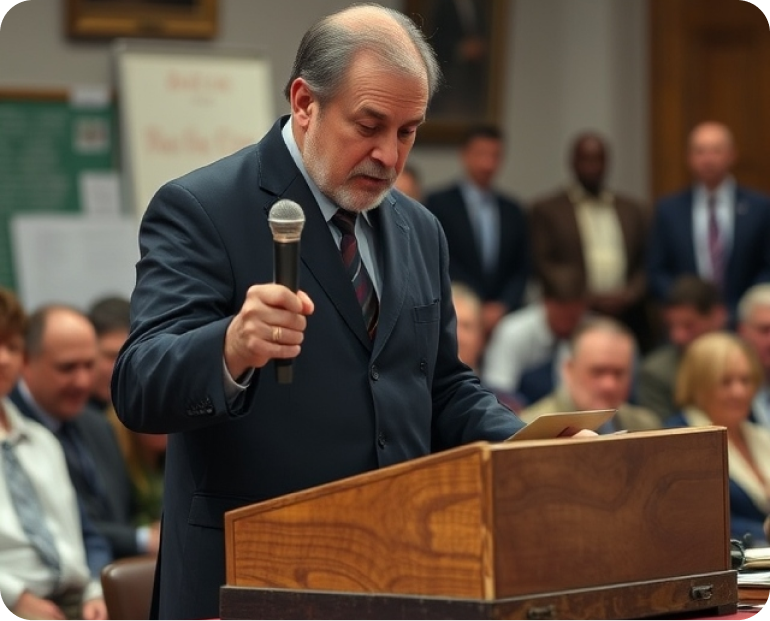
[332,209,379,339]
[3,440,61,580]
[707,193,724,290]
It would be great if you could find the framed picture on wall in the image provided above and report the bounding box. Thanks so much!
[66,0,218,40]
[404,0,508,144]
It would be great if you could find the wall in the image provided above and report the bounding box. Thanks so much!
[0,0,649,203]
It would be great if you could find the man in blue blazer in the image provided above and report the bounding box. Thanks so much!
[648,122,770,321]
[112,5,526,618]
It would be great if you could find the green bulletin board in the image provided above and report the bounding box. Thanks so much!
[0,90,117,290]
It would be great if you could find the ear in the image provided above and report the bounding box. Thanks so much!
[290,78,317,131]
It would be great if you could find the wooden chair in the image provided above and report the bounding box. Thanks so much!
[100,555,156,620]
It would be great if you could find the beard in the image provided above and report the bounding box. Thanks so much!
[303,129,397,213]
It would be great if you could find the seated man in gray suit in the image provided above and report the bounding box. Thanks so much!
[521,317,659,433]
[637,276,726,421]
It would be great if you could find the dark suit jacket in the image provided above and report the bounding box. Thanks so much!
[10,385,137,559]
[647,186,770,316]
[424,185,529,311]
[529,188,649,307]
[112,117,524,619]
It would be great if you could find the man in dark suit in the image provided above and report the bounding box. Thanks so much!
[11,305,158,561]
[647,121,770,322]
[529,132,652,351]
[425,125,529,338]
[112,6,534,618]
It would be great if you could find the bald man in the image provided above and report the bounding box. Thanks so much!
[530,131,651,350]
[112,5,529,617]
[9,305,150,562]
[648,121,770,321]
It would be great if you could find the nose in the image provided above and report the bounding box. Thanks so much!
[371,133,399,169]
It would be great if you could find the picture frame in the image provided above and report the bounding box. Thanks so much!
[404,0,508,144]
[66,0,218,40]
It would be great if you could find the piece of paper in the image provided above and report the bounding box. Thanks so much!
[507,410,616,442]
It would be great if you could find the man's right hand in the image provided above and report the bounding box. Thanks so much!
[13,591,66,620]
[224,284,315,380]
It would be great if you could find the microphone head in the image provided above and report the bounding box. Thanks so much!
[268,199,305,243]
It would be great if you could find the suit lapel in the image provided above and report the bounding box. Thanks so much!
[256,118,371,350]
[370,195,410,358]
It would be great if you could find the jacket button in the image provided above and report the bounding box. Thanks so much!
[419,359,427,373]
[377,432,386,448]
[370,365,380,381]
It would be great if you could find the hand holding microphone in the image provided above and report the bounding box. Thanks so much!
[223,200,313,383]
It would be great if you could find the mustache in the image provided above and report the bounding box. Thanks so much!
[350,161,397,183]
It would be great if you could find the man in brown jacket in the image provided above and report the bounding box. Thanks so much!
[529,132,652,351]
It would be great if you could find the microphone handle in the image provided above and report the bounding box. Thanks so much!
[273,240,300,384]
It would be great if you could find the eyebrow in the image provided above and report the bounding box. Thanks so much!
[359,106,425,126]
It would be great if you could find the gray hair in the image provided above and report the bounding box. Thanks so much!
[738,283,770,324]
[283,3,441,105]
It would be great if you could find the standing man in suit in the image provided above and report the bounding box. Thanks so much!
[648,121,770,322]
[10,305,159,561]
[111,6,556,618]
[425,125,529,338]
[529,132,652,351]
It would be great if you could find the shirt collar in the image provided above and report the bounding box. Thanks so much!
[694,176,736,204]
[280,117,375,227]
[1,396,35,445]
[568,182,614,205]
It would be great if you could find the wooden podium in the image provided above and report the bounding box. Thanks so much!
[221,427,737,619]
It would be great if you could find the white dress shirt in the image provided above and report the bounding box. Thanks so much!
[482,304,570,395]
[0,398,102,610]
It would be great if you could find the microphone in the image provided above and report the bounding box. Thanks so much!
[268,199,306,384]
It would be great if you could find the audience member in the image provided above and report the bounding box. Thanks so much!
[9,304,159,560]
[394,163,423,202]
[738,284,770,429]
[637,276,726,421]
[450,282,485,375]
[647,121,770,322]
[521,317,659,433]
[529,131,652,351]
[425,124,529,336]
[0,289,109,620]
[665,331,769,546]
[87,295,131,414]
[483,273,588,409]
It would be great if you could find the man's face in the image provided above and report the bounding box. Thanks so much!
[665,305,721,349]
[294,53,428,213]
[23,311,98,420]
[93,328,128,406]
[687,123,735,189]
[461,136,503,190]
[563,330,634,411]
[739,304,770,375]
[572,137,606,195]
[0,333,24,400]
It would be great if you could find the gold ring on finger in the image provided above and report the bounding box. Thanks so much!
[272,326,282,342]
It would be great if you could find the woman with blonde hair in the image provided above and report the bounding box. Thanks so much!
[666,331,770,546]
